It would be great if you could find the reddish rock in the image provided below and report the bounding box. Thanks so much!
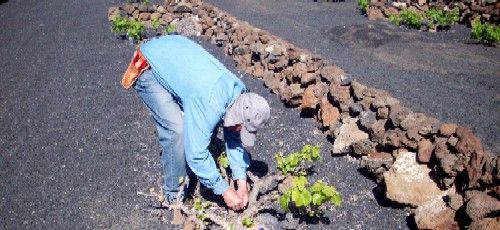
[447,192,464,211]
[440,123,458,137]
[151,12,162,21]
[389,105,411,128]
[400,112,427,131]
[161,13,173,25]
[367,7,384,20]
[253,64,265,77]
[377,107,389,119]
[359,97,373,111]
[455,126,486,188]
[469,218,500,230]
[300,86,318,110]
[157,5,167,14]
[124,4,136,15]
[406,128,422,142]
[301,72,317,84]
[330,84,351,104]
[370,0,385,8]
[108,7,120,20]
[139,12,151,21]
[320,97,340,128]
[414,188,459,230]
[371,119,387,143]
[466,191,500,221]
[263,72,280,93]
[320,64,344,84]
[417,139,434,163]
[384,7,399,16]
[350,80,367,101]
[478,155,497,185]
[293,62,308,75]
[132,10,140,20]
[372,95,400,109]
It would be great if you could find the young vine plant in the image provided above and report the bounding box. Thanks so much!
[275,145,341,217]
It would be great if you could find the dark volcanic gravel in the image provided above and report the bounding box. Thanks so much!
[1,0,493,229]
[205,0,500,154]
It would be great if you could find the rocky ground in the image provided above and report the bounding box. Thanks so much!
[0,0,497,229]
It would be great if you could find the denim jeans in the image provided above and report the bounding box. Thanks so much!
[134,69,187,201]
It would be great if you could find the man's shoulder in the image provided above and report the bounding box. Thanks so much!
[141,35,194,49]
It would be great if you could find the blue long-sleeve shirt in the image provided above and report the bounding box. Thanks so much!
[140,35,249,195]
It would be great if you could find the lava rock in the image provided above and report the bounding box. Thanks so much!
[349,103,363,116]
[332,118,369,154]
[320,64,344,84]
[352,139,377,156]
[465,191,500,221]
[439,123,458,137]
[468,217,500,230]
[358,110,377,130]
[350,80,366,101]
[417,139,433,163]
[360,151,393,182]
[300,86,318,110]
[384,152,446,207]
[319,97,340,128]
[414,188,459,230]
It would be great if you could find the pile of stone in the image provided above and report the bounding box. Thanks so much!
[367,0,499,25]
[109,0,499,228]
[107,1,203,37]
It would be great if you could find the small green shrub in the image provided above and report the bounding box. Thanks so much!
[111,15,129,34]
[389,14,402,26]
[279,176,341,217]
[357,0,369,13]
[241,217,255,228]
[275,144,321,174]
[127,19,145,41]
[471,18,500,45]
[151,18,161,30]
[426,7,459,30]
[165,23,177,34]
[399,9,424,29]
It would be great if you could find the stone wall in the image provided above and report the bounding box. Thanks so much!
[367,0,500,25]
[109,0,499,228]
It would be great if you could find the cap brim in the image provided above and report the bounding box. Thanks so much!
[240,125,256,147]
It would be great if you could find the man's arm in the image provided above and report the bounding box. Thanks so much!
[183,98,243,210]
[223,127,250,209]
[183,98,229,195]
[223,127,250,181]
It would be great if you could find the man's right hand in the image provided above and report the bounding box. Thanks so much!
[222,188,243,210]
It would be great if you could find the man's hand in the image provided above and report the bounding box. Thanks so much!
[222,188,243,210]
[236,180,249,210]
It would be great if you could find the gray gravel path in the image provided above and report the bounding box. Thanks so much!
[206,0,500,154]
[0,0,474,229]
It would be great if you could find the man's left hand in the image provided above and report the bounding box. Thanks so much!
[236,180,249,210]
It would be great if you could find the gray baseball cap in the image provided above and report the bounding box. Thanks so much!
[224,92,271,147]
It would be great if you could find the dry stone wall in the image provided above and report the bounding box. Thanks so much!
[367,0,500,25]
[109,0,499,228]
